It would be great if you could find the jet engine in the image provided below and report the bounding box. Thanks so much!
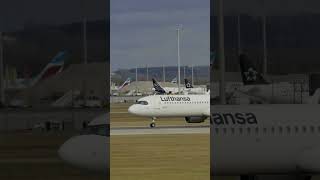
[185,116,207,123]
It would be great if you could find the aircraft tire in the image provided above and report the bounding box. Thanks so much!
[150,123,156,128]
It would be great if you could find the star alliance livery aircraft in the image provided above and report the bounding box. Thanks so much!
[128,94,210,127]
[238,53,315,104]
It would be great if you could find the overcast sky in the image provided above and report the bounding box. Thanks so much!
[220,0,320,16]
[110,0,210,71]
[0,0,107,32]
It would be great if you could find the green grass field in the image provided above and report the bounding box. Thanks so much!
[111,134,209,180]
[111,103,210,180]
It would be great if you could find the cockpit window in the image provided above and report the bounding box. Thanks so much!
[81,124,109,137]
[135,101,148,105]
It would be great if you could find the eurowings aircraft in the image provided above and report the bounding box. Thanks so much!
[7,51,66,90]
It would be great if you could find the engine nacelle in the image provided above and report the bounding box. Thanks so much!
[185,116,207,123]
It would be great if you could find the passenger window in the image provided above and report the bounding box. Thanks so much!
[223,128,227,134]
[295,126,299,133]
[239,128,243,134]
[247,127,251,134]
[215,128,219,134]
[279,126,283,134]
[286,126,291,134]
[231,128,235,134]
[302,126,307,133]
[310,126,315,133]
[263,127,267,134]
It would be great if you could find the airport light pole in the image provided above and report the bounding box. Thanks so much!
[260,0,268,75]
[191,64,194,86]
[0,32,4,106]
[183,66,186,81]
[136,67,138,82]
[146,65,149,81]
[217,0,226,104]
[262,15,268,75]
[81,0,88,64]
[83,17,88,64]
[163,65,165,82]
[176,24,182,94]
[237,15,242,55]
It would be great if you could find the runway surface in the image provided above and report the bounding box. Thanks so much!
[111,125,209,135]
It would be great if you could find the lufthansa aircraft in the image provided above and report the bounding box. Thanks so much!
[211,104,320,180]
[184,78,207,94]
[128,94,210,127]
[238,54,313,104]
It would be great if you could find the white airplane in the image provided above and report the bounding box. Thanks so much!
[111,78,131,96]
[211,104,320,180]
[58,113,109,173]
[128,94,210,127]
[236,53,312,104]
[151,78,184,94]
[116,78,131,91]
[184,78,207,94]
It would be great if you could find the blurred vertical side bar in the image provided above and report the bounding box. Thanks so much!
[106,0,110,178]
[210,0,214,179]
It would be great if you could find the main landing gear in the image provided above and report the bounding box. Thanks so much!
[150,117,156,128]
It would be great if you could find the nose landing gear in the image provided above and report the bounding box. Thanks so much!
[150,117,156,128]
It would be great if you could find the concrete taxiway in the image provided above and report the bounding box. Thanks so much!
[111,125,209,135]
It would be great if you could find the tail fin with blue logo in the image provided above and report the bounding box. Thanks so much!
[184,79,193,89]
[239,53,269,85]
[152,78,166,94]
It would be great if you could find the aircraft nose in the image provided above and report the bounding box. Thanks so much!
[58,135,108,172]
[58,136,82,164]
[128,105,135,114]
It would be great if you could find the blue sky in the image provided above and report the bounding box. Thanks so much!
[110,0,210,71]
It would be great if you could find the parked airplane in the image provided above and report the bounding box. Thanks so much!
[117,78,131,91]
[151,78,184,94]
[184,78,207,94]
[111,78,131,96]
[58,113,109,173]
[6,51,66,90]
[211,104,320,180]
[237,53,312,104]
[128,94,210,127]
[152,78,167,94]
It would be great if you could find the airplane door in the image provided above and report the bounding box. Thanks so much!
[153,97,161,111]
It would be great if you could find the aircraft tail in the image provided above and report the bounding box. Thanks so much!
[308,88,320,104]
[30,51,66,86]
[171,77,177,84]
[118,78,131,91]
[239,53,269,85]
[152,78,166,94]
[184,79,193,88]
